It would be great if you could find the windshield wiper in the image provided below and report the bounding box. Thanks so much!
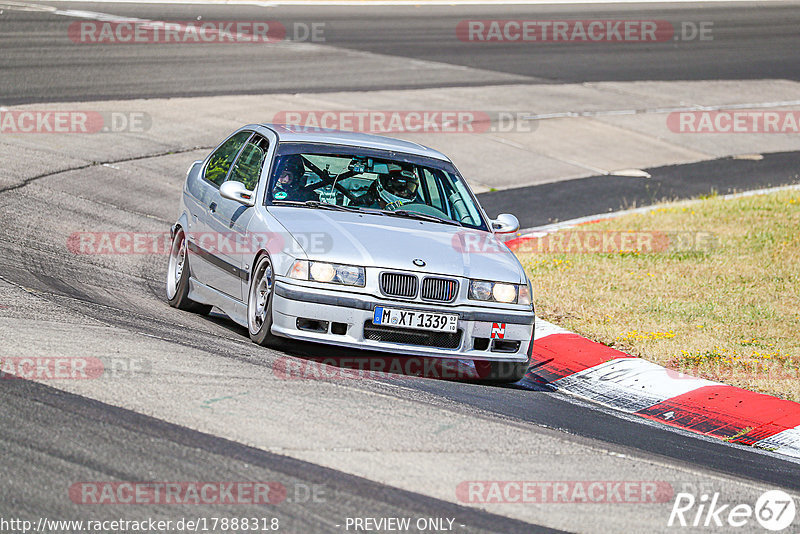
[272,200,364,213]
[387,210,463,227]
[303,200,364,212]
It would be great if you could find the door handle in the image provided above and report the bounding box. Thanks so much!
[209,202,217,213]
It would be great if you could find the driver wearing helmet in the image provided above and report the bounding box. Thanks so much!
[357,168,420,210]
[272,155,316,202]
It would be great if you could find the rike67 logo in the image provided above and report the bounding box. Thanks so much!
[668,490,796,531]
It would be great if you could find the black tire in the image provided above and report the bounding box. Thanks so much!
[166,228,212,315]
[248,254,280,347]
[490,361,530,383]
[483,324,535,383]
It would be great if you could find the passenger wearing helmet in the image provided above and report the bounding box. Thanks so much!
[272,155,316,202]
[356,168,420,210]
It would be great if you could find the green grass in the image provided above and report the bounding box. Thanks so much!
[518,189,800,401]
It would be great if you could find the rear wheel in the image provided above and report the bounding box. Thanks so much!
[166,228,212,314]
[248,254,279,347]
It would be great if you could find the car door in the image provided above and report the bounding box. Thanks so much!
[186,129,251,295]
[205,133,272,301]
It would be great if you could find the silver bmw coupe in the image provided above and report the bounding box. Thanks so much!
[167,124,534,382]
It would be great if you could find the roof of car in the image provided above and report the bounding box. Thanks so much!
[259,123,451,162]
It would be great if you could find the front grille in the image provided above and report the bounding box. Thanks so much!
[380,272,418,298]
[363,322,462,349]
[421,277,458,302]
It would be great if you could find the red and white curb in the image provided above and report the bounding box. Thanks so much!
[506,186,800,458]
[526,318,800,458]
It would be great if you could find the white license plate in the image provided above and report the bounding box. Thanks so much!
[373,307,458,333]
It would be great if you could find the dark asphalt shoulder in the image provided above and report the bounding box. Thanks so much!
[478,151,800,228]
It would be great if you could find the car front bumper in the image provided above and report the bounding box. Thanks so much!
[270,280,534,362]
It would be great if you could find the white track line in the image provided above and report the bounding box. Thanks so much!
[34,0,795,4]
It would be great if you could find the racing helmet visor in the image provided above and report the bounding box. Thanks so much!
[380,170,419,200]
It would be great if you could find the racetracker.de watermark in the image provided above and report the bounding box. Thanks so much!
[273,110,535,134]
[457,20,712,42]
[456,230,719,254]
[457,481,674,504]
[667,111,800,133]
[273,356,496,381]
[69,482,288,505]
[68,20,325,43]
[67,231,332,256]
[0,111,150,134]
[0,357,149,380]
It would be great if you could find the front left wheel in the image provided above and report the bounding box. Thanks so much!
[248,254,279,347]
[166,228,212,314]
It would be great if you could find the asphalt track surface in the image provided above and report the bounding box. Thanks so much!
[2,1,800,104]
[2,1,800,532]
[0,378,551,533]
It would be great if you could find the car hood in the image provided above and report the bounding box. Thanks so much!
[268,207,526,283]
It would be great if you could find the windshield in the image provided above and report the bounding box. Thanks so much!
[267,142,487,231]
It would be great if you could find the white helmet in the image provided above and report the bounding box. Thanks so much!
[376,169,419,210]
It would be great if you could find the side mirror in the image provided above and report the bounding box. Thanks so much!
[220,181,255,207]
[491,213,520,234]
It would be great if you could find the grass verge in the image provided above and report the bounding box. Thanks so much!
[518,188,800,401]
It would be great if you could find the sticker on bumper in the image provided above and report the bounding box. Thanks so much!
[491,323,506,339]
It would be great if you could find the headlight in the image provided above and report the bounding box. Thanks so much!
[288,260,365,287]
[492,283,517,303]
[468,281,493,301]
[335,264,365,286]
[469,280,530,305]
[310,262,336,282]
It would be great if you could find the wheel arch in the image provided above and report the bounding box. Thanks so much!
[250,249,274,281]
[170,211,191,240]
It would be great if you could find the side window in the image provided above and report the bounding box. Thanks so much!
[421,168,446,212]
[228,136,269,191]
[450,179,482,227]
[205,131,251,187]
